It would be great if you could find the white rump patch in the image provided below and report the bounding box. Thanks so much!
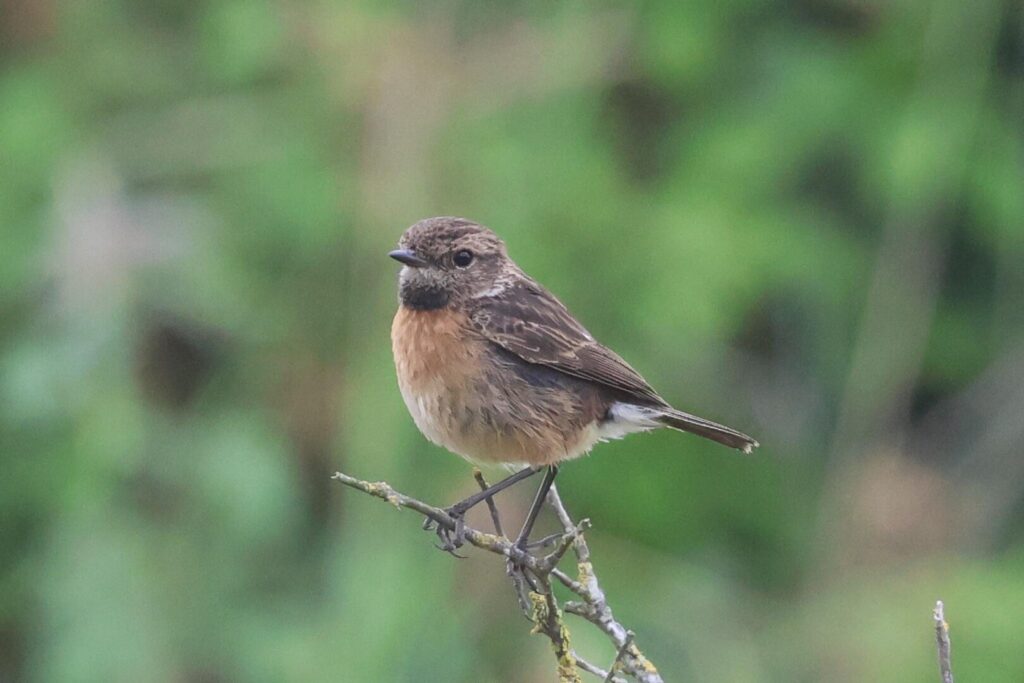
[596,402,664,441]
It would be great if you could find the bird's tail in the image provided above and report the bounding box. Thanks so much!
[654,407,759,454]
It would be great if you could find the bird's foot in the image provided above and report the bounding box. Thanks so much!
[505,536,534,575]
[422,504,470,557]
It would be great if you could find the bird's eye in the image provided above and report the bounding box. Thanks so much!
[453,249,474,268]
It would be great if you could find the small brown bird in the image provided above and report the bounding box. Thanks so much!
[390,217,758,552]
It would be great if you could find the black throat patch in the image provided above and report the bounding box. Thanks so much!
[400,282,449,310]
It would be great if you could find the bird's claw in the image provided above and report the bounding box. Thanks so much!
[433,541,467,558]
[425,505,468,554]
[505,538,532,573]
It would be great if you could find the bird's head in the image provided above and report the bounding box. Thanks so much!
[390,217,511,310]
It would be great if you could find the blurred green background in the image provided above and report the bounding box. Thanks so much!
[2,0,1023,681]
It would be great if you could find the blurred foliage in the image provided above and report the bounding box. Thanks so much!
[1,0,1023,681]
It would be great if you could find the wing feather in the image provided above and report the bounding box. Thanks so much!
[470,278,667,406]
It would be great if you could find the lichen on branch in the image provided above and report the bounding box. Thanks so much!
[333,470,663,683]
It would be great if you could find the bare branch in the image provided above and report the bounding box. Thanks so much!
[548,486,664,683]
[332,471,539,571]
[333,470,663,683]
[934,600,954,683]
[551,567,586,594]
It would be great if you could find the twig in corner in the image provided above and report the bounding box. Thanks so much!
[933,600,953,683]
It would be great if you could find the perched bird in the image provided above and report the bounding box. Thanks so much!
[390,217,758,552]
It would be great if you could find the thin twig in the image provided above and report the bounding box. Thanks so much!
[575,654,611,679]
[605,630,635,682]
[574,652,626,682]
[934,600,954,683]
[527,532,566,550]
[541,519,591,573]
[333,470,663,683]
[548,485,663,683]
[551,567,586,594]
[469,470,544,615]
[473,468,506,536]
[332,472,541,572]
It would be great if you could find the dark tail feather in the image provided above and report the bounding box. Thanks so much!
[655,408,759,454]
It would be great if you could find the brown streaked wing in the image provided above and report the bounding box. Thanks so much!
[470,279,667,407]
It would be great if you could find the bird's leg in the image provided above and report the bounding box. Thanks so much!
[426,465,540,553]
[505,465,558,587]
[513,465,558,552]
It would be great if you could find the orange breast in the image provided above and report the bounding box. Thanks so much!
[391,306,600,466]
[391,306,485,458]
[391,306,478,394]
[387,307,602,466]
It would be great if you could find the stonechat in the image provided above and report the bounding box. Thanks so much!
[390,217,758,552]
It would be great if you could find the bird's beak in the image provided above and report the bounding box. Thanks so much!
[388,249,428,268]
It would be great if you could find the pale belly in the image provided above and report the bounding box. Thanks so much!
[391,306,610,466]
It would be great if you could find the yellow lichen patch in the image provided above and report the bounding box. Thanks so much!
[475,531,502,546]
[528,593,581,683]
[528,592,547,635]
[630,645,659,674]
[556,655,581,683]
[362,482,403,509]
[365,481,389,497]
[577,561,594,587]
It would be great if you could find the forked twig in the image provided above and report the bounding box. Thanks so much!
[333,470,663,683]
